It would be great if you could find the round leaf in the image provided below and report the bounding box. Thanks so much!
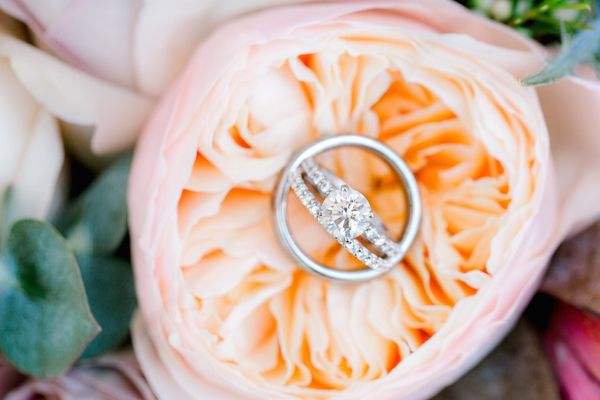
[78,255,136,358]
[60,155,131,255]
[0,220,99,377]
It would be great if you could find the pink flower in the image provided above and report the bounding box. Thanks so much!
[0,12,64,219]
[127,1,600,399]
[4,352,155,400]
[544,304,600,400]
[0,0,314,97]
[0,1,320,156]
[0,9,151,162]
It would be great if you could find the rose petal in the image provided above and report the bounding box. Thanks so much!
[0,0,318,96]
[0,30,63,220]
[5,351,155,400]
[0,35,153,154]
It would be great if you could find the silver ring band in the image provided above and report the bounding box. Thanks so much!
[273,134,421,283]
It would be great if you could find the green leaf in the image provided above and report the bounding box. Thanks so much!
[60,154,131,256]
[0,220,99,377]
[555,2,592,10]
[78,255,136,358]
[523,16,600,86]
[469,0,593,43]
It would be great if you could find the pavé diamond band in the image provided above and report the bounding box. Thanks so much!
[273,134,421,283]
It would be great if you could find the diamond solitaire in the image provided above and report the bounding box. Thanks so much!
[319,185,374,240]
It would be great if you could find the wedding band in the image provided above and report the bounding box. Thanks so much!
[273,134,421,283]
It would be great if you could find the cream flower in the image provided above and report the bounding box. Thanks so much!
[0,0,324,157]
[128,1,600,399]
[0,13,151,202]
[0,0,315,97]
[0,12,63,219]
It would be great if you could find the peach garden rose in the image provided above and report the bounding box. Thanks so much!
[127,1,600,399]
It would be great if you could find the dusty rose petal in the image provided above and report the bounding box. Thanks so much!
[5,352,155,400]
[544,304,600,400]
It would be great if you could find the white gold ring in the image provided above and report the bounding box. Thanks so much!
[273,134,421,283]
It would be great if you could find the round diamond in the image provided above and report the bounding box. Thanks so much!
[319,185,373,239]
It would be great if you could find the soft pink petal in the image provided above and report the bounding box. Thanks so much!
[0,32,63,219]
[0,0,318,96]
[0,34,153,154]
[5,351,155,400]
[538,77,600,237]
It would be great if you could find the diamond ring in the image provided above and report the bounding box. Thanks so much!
[273,134,422,283]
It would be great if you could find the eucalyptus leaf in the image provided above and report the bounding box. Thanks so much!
[60,155,131,256]
[433,321,560,400]
[524,15,600,86]
[0,220,99,377]
[78,255,136,358]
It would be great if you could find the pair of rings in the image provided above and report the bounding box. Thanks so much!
[273,134,421,283]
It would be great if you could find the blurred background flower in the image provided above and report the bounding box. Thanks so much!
[0,0,317,160]
[0,8,151,173]
[1,352,155,400]
[544,303,600,400]
[0,0,316,97]
[0,11,64,220]
[541,221,600,399]
[437,221,600,399]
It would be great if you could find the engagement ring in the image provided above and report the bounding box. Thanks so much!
[273,134,421,283]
